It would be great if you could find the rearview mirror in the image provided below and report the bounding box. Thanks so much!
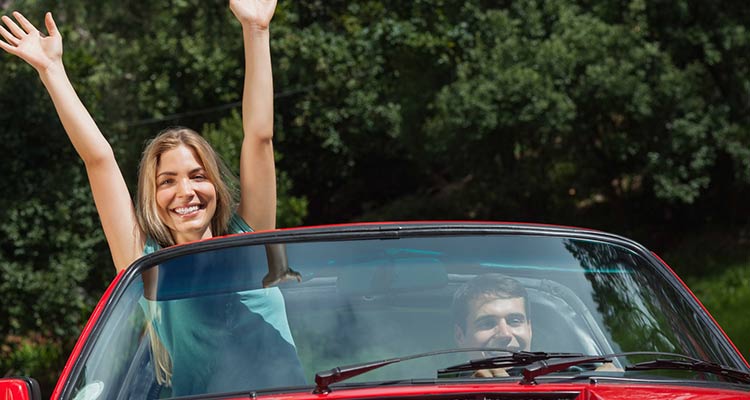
[0,377,41,400]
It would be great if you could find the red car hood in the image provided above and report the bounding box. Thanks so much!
[230,383,750,400]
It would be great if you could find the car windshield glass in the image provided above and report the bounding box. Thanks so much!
[67,232,746,399]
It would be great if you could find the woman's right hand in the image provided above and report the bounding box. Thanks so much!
[0,11,62,72]
[2,11,141,273]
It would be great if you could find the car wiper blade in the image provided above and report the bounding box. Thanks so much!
[627,358,750,384]
[442,350,716,385]
[438,351,587,375]
[314,347,512,394]
[520,355,611,384]
[521,351,750,385]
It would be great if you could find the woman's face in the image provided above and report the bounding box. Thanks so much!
[155,144,217,244]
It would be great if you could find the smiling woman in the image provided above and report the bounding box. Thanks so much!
[138,128,230,249]
[0,0,280,271]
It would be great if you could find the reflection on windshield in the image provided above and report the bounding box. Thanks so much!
[567,240,680,353]
[565,240,731,364]
[69,234,744,399]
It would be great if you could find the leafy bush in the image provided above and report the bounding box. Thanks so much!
[688,264,750,358]
[1,333,65,397]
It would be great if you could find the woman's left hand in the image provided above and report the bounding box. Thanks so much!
[229,0,277,30]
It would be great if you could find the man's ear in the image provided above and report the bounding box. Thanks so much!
[454,324,465,346]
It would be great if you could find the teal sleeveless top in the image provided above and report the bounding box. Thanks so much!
[141,214,306,395]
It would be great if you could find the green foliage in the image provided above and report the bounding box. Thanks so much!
[688,263,750,359]
[257,0,750,226]
[1,333,64,392]
[421,0,724,220]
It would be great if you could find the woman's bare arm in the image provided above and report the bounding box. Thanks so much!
[230,0,278,231]
[0,12,142,271]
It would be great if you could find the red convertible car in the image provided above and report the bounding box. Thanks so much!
[2,222,750,399]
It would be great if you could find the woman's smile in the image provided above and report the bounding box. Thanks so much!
[172,203,205,216]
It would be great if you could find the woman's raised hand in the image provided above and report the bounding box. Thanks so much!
[229,0,277,30]
[0,11,62,72]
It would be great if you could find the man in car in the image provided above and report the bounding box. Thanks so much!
[452,273,532,377]
[452,273,619,377]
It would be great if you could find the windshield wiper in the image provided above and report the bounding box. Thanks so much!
[441,350,750,385]
[627,358,750,384]
[519,355,612,384]
[313,347,518,393]
[439,352,609,384]
[515,351,750,385]
[438,351,586,374]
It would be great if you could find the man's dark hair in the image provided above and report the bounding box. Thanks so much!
[452,273,530,331]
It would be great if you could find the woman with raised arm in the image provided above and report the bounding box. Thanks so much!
[0,1,278,269]
[1,0,305,395]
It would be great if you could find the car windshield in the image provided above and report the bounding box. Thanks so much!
[66,229,747,399]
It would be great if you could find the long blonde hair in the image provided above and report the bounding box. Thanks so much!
[137,127,237,386]
[136,127,237,248]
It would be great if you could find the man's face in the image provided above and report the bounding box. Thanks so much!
[455,296,532,353]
